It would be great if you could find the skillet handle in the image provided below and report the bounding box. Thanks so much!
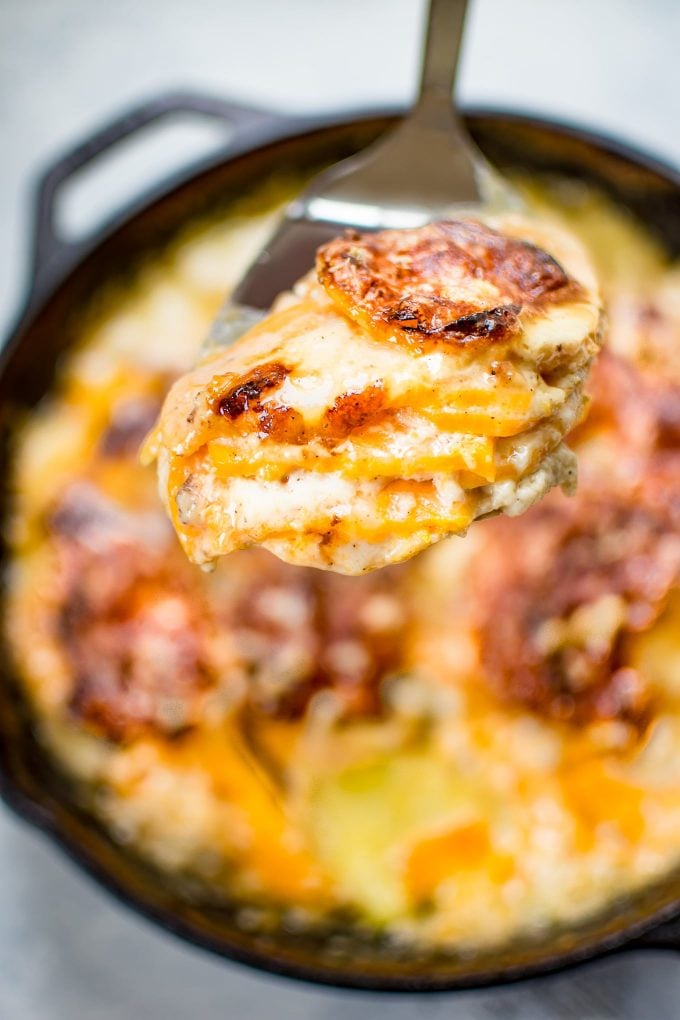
[29,91,287,304]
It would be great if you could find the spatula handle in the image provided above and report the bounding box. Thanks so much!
[418,0,470,103]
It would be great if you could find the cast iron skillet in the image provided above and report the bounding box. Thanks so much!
[2,93,680,992]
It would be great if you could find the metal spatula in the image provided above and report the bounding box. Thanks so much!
[208,0,519,350]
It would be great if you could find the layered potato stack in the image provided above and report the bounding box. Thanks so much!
[147,216,602,573]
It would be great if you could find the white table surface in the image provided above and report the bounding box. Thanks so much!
[1,1,679,1016]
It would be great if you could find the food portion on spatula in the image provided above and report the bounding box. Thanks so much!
[144,215,601,573]
[143,0,603,574]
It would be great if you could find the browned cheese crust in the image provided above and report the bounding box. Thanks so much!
[470,350,680,727]
[44,483,409,740]
[317,219,583,349]
[50,484,221,741]
[210,362,390,449]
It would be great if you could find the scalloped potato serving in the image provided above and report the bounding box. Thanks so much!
[145,216,601,572]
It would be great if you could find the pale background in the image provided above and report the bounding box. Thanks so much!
[1,1,679,1016]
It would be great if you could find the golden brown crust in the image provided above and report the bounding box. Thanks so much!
[471,351,680,727]
[212,362,290,420]
[316,384,389,447]
[50,484,220,741]
[208,361,308,445]
[317,220,582,350]
[207,367,392,450]
[41,483,410,734]
[473,493,678,726]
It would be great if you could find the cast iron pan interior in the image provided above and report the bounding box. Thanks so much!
[1,96,680,991]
